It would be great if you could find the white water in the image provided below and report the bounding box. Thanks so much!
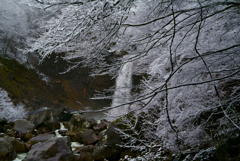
[55,123,83,153]
[55,123,67,137]
[110,55,133,117]
[13,153,27,161]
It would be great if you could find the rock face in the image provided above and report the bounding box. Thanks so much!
[23,137,74,161]
[0,137,17,160]
[13,119,34,134]
[67,114,91,143]
[28,107,54,131]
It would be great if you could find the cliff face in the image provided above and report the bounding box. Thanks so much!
[0,55,115,115]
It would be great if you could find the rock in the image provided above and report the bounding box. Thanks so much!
[82,129,99,145]
[58,130,67,136]
[25,143,32,151]
[87,118,98,126]
[5,129,17,138]
[93,126,122,161]
[0,137,17,160]
[62,122,69,129]
[13,119,34,134]
[66,114,91,143]
[37,126,51,134]
[0,118,7,132]
[93,114,138,161]
[53,116,61,130]
[27,107,54,131]
[4,136,27,153]
[54,122,61,130]
[101,119,111,128]
[29,134,54,145]
[93,122,107,132]
[59,107,75,122]
[77,145,94,161]
[22,131,34,142]
[23,137,74,161]
[97,131,104,140]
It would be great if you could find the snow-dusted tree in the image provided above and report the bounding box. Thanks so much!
[0,88,27,122]
[28,0,240,159]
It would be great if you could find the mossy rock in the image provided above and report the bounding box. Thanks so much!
[93,112,139,161]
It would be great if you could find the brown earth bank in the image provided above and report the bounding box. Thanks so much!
[0,55,115,115]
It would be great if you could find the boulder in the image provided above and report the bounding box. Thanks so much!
[4,136,27,153]
[93,126,122,161]
[82,129,99,145]
[59,107,75,122]
[77,145,94,161]
[22,131,34,142]
[27,107,54,131]
[0,137,16,160]
[93,114,138,161]
[13,119,34,134]
[66,114,91,143]
[23,137,74,161]
[29,134,54,145]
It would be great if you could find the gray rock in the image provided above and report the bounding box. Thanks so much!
[13,119,34,134]
[27,107,54,130]
[23,137,74,161]
[29,134,54,145]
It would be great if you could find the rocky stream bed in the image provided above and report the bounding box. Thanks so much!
[0,107,137,161]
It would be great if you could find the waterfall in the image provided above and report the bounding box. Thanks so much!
[110,55,133,117]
